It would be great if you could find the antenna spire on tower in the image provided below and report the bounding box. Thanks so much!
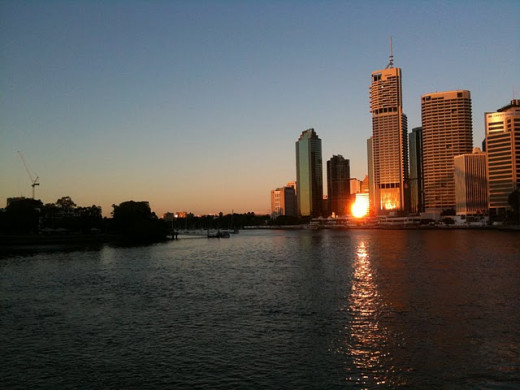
[386,36,394,69]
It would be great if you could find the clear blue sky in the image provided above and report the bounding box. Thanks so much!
[1,0,519,216]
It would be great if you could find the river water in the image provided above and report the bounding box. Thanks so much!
[1,229,519,389]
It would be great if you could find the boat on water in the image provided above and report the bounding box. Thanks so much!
[207,230,230,238]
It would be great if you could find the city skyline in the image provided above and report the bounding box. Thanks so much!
[1,1,519,216]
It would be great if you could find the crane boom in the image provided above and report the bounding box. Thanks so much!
[17,151,40,199]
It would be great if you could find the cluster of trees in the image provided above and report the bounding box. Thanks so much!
[0,197,275,243]
[0,197,102,235]
[0,197,169,243]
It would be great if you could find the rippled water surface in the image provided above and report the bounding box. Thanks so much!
[1,229,519,389]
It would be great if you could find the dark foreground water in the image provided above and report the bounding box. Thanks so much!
[1,229,519,389]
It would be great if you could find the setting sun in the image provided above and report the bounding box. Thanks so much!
[351,194,369,218]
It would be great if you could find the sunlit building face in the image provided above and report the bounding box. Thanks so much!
[370,64,408,215]
[421,90,473,213]
[485,99,520,218]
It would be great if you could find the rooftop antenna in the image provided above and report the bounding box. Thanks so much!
[386,36,394,69]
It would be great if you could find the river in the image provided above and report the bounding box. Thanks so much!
[1,229,519,389]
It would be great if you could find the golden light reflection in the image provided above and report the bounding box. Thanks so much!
[342,240,390,386]
[381,188,400,210]
[351,194,369,218]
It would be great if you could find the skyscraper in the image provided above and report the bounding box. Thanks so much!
[409,127,424,214]
[421,90,473,213]
[327,155,350,216]
[454,148,487,216]
[370,49,408,214]
[485,99,520,218]
[296,128,323,217]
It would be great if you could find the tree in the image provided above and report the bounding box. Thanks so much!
[3,198,43,234]
[112,201,168,242]
[56,196,77,210]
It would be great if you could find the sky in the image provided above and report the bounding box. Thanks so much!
[1,0,519,216]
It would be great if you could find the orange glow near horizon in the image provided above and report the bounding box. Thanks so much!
[351,194,369,218]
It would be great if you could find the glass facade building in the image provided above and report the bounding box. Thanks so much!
[296,128,323,217]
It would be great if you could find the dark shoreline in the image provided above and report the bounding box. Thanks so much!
[244,224,520,231]
[2,225,519,249]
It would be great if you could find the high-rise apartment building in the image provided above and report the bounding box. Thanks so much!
[421,90,473,213]
[370,54,408,213]
[271,185,297,218]
[454,148,487,215]
[409,127,424,214]
[485,99,520,217]
[296,128,323,217]
[327,155,350,216]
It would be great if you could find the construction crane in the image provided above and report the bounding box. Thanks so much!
[17,150,40,199]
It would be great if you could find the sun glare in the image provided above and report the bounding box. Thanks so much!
[351,195,369,218]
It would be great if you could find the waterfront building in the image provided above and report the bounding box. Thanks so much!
[327,155,350,216]
[454,148,488,216]
[271,185,297,218]
[485,99,520,218]
[360,175,370,194]
[370,50,408,214]
[409,127,424,214]
[295,128,323,217]
[322,195,329,218]
[421,90,473,214]
[349,178,362,194]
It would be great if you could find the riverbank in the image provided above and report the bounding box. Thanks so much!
[244,224,520,231]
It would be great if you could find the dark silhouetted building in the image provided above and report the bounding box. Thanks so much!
[409,127,424,213]
[327,155,350,216]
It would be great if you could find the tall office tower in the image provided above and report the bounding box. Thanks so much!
[485,99,520,217]
[296,128,323,217]
[327,155,350,216]
[271,185,297,218]
[409,127,424,214]
[370,51,408,214]
[421,90,473,213]
[454,148,488,216]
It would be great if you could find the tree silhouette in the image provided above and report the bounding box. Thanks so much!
[3,198,43,234]
[112,201,168,242]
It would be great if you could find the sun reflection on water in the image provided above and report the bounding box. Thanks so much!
[342,240,392,387]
